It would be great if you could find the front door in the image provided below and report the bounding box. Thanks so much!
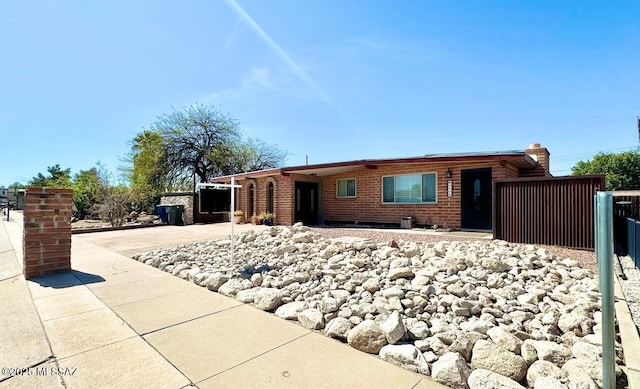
[461,168,492,230]
[295,181,319,225]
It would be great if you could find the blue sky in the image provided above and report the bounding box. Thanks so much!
[1,0,639,186]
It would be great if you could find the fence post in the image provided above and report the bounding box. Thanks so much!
[594,195,598,261]
[595,192,615,389]
[630,218,636,265]
[636,220,640,268]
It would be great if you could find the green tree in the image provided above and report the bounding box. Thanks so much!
[123,131,172,213]
[8,181,24,188]
[28,164,73,188]
[128,131,171,189]
[572,151,640,190]
[73,168,101,219]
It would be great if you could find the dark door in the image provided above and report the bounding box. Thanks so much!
[295,181,319,225]
[461,168,492,230]
[249,183,255,217]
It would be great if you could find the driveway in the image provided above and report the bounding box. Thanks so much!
[77,223,266,258]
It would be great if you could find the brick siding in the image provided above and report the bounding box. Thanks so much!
[322,161,515,228]
[228,155,545,229]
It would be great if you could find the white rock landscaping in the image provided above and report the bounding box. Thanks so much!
[135,224,627,388]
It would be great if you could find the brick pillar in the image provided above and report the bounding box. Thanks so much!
[23,188,73,278]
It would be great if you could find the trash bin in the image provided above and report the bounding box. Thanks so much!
[401,216,413,229]
[166,204,185,226]
[173,205,185,226]
[156,204,169,224]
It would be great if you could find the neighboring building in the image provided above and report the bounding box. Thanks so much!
[14,189,26,210]
[0,187,8,204]
[2,188,26,209]
[211,144,550,230]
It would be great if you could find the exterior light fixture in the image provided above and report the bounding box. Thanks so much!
[446,168,453,179]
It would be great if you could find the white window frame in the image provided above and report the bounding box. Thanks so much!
[336,178,357,198]
[381,173,437,204]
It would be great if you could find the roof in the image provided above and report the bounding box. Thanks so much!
[212,150,539,181]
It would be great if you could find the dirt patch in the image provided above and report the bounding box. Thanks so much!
[72,215,161,231]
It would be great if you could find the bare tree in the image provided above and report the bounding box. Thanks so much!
[150,104,241,183]
[128,104,288,189]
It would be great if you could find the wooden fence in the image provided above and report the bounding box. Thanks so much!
[493,175,606,249]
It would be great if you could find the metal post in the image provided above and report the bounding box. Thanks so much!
[594,194,598,262]
[596,192,615,389]
[230,176,235,263]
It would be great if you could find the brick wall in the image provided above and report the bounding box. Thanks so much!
[236,175,292,225]
[322,161,521,229]
[231,159,541,229]
[23,188,73,278]
[235,174,324,226]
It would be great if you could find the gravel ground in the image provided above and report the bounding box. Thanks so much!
[618,255,640,335]
[312,227,640,334]
[310,227,599,273]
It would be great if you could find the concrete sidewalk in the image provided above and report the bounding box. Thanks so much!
[0,212,63,388]
[0,214,446,389]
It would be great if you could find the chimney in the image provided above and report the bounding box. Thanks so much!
[525,143,551,175]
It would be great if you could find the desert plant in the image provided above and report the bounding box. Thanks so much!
[95,186,133,227]
[233,210,244,223]
[260,212,274,226]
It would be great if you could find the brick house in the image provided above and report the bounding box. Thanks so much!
[211,144,550,230]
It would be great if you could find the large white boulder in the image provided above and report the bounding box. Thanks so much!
[430,352,471,389]
[253,288,284,311]
[298,308,325,330]
[379,311,406,344]
[379,344,430,375]
[471,340,528,382]
[467,369,526,389]
[274,301,307,320]
[347,320,388,354]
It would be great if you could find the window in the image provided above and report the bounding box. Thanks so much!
[382,173,437,204]
[267,182,274,213]
[337,179,356,198]
[249,184,255,216]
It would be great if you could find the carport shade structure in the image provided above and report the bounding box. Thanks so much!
[197,180,242,262]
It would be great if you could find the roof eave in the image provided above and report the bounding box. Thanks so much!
[211,151,539,181]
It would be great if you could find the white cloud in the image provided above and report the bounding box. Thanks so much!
[353,37,443,62]
[199,66,297,105]
[223,0,357,128]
